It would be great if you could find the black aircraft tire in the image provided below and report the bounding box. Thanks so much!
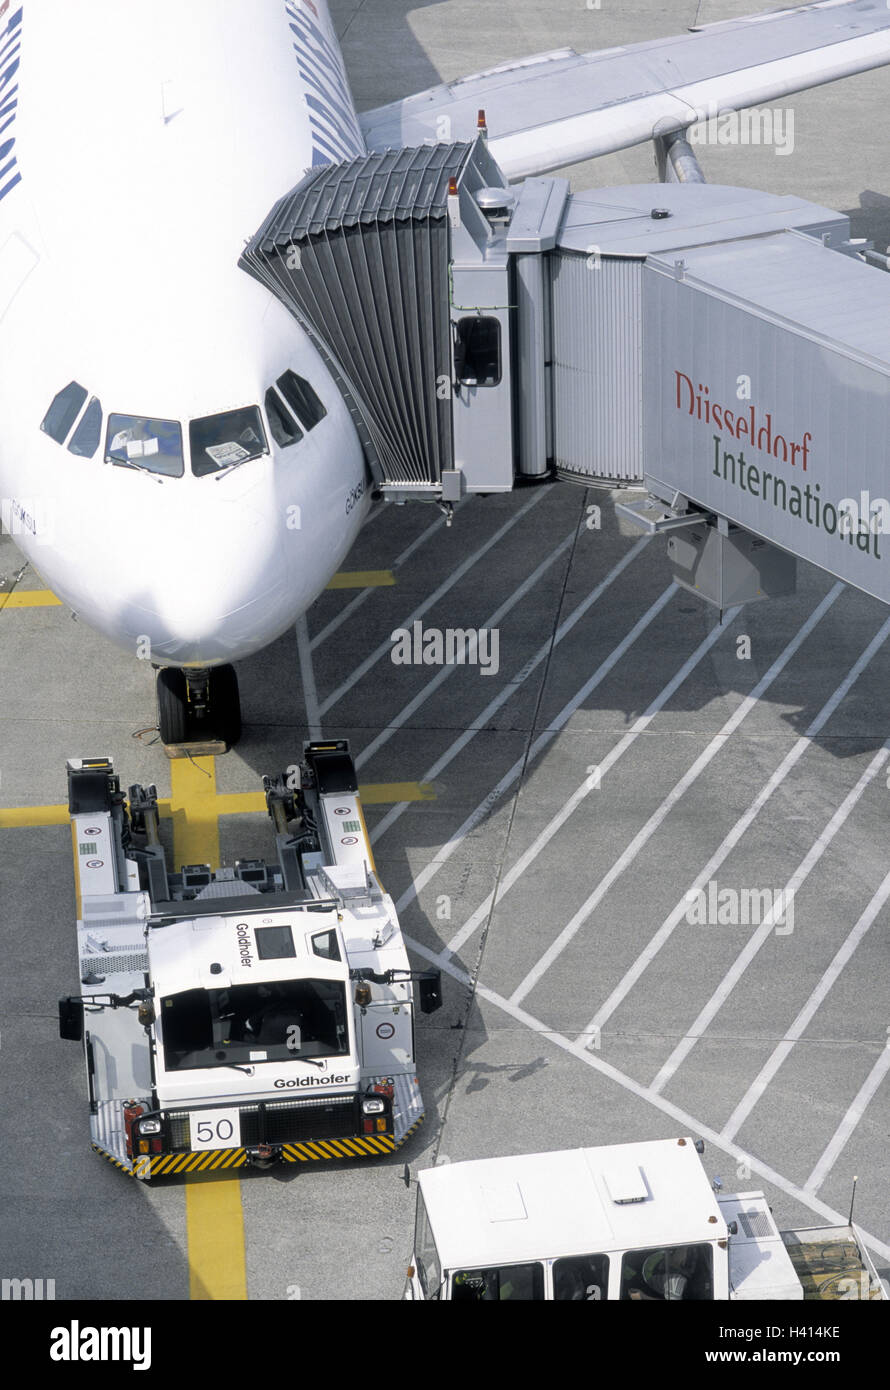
[212,664,242,747]
[157,668,189,745]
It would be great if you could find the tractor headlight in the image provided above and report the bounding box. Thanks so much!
[362,1099,385,1115]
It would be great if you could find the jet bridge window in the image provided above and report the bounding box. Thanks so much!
[106,414,184,477]
[454,317,501,387]
[159,979,348,1070]
[276,370,327,431]
[620,1243,714,1301]
[190,405,268,477]
[68,397,103,458]
[41,381,88,443]
[264,386,304,449]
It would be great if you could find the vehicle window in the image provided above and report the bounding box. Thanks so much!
[620,1243,713,1301]
[414,1193,442,1300]
[254,925,295,961]
[454,316,501,386]
[68,398,103,458]
[311,929,340,961]
[159,979,349,1071]
[190,406,268,477]
[451,1263,544,1301]
[276,371,327,431]
[106,414,184,477]
[265,387,304,448]
[553,1253,609,1301]
[41,381,88,443]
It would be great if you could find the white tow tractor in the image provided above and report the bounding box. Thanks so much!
[58,742,441,1178]
[404,1138,886,1301]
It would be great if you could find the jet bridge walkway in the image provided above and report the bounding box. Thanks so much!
[242,136,890,610]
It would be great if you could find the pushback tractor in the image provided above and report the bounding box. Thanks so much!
[58,743,441,1178]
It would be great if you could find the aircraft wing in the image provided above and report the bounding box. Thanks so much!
[359,0,890,181]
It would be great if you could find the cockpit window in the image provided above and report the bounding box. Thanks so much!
[68,398,103,458]
[106,414,184,477]
[190,406,268,477]
[265,387,304,449]
[41,382,88,443]
[276,371,327,431]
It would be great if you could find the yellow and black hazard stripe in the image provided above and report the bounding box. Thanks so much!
[282,1134,395,1162]
[91,1144,249,1179]
[395,1112,425,1150]
[92,1143,137,1177]
[136,1148,248,1178]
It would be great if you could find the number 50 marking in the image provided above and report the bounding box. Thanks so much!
[189,1109,240,1151]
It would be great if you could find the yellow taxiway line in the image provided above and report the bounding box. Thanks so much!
[0,569,394,611]
[168,758,247,1300]
[0,590,62,608]
[0,782,433,830]
[324,570,395,589]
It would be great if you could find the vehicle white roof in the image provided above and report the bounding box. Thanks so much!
[148,908,346,996]
[418,1138,726,1270]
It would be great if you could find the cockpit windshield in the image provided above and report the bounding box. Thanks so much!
[190,406,268,477]
[106,414,184,476]
[159,979,349,1071]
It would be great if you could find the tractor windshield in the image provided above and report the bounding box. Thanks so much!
[158,979,348,1071]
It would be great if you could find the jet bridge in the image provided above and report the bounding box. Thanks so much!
[242,137,890,609]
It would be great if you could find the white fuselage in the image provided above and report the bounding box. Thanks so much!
[0,0,371,665]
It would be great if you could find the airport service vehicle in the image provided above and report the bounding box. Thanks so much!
[58,742,441,1178]
[6,2,890,747]
[404,1138,886,1301]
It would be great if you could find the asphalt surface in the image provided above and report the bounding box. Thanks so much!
[1,0,888,1304]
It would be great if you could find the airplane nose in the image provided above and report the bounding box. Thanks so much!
[132,519,291,663]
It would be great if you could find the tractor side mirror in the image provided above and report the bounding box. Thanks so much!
[58,997,84,1041]
[418,971,442,1015]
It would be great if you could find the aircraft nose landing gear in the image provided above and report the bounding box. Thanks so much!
[156,664,242,755]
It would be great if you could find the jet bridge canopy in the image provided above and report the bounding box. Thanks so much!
[241,142,481,493]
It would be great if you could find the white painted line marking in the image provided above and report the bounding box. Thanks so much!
[578,584,844,1044]
[440,582,680,954]
[403,930,890,1267]
[509,609,746,1005]
[651,740,890,1094]
[355,529,577,771]
[649,610,890,1096]
[805,1046,890,1194]
[311,509,454,652]
[376,535,650,848]
[295,614,322,739]
[318,490,546,717]
[722,843,890,1143]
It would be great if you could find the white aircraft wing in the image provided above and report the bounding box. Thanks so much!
[359,0,890,181]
